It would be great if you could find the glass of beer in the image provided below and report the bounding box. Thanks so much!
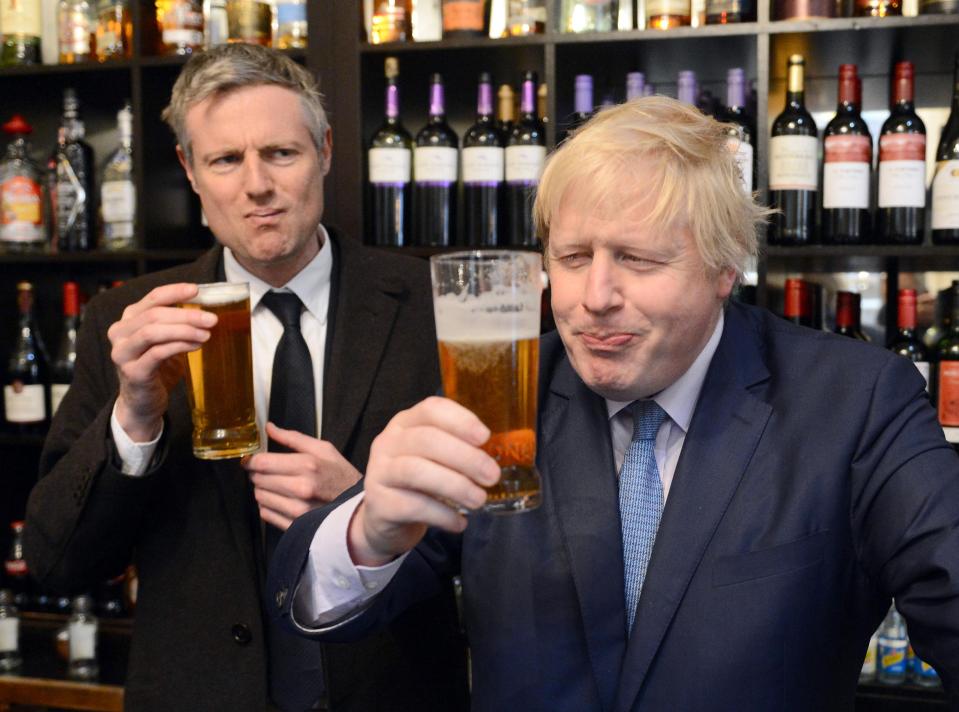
[430,250,543,514]
[180,282,260,460]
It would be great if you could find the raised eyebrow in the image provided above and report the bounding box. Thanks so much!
[260,142,305,154]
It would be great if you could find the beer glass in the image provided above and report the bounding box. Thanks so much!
[180,282,260,460]
[430,250,543,514]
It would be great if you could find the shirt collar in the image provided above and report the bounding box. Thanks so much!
[222,224,333,324]
[606,309,725,434]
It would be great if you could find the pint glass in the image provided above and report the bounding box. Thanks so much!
[180,282,260,460]
[430,250,543,514]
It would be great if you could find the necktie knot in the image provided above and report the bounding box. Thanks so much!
[261,290,304,329]
[630,400,667,442]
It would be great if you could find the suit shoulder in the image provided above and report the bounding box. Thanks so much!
[333,229,430,294]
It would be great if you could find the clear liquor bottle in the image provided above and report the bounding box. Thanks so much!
[58,0,96,63]
[67,595,99,682]
[56,89,96,252]
[0,589,22,675]
[0,116,46,254]
[95,0,132,60]
[100,102,135,250]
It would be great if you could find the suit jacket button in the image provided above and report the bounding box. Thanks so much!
[232,623,252,645]
[275,588,288,608]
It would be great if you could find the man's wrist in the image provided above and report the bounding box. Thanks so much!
[346,502,398,568]
[114,395,163,444]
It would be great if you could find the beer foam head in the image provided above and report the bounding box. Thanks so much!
[187,282,250,306]
[433,291,540,342]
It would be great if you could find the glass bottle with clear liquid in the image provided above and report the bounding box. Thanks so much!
[67,595,99,682]
[0,589,22,675]
[100,102,135,250]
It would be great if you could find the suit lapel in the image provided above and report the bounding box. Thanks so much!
[614,305,773,712]
[545,357,627,712]
[320,230,404,452]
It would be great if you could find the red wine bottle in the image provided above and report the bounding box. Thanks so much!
[565,73,593,141]
[505,71,545,247]
[769,55,818,245]
[723,67,755,196]
[413,73,458,247]
[51,280,80,417]
[937,281,959,428]
[368,60,412,247]
[822,64,871,245]
[834,291,869,341]
[4,281,49,433]
[783,278,813,327]
[877,61,926,245]
[889,288,930,388]
[462,72,503,247]
[932,53,959,245]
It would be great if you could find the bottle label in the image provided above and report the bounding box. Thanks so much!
[4,559,27,577]
[163,27,203,45]
[51,383,70,416]
[1,176,43,244]
[646,0,692,15]
[727,137,753,194]
[369,147,411,184]
[769,135,818,191]
[275,2,307,24]
[938,360,959,426]
[443,1,484,31]
[68,621,96,661]
[59,11,93,55]
[916,659,939,680]
[914,361,930,391]
[0,618,18,653]
[822,135,870,209]
[878,639,908,674]
[931,160,959,230]
[414,146,457,184]
[101,180,135,222]
[4,383,46,423]
[861,634,878,676]
[1,0,41,35]
[462,146,505,183]
[878,134,925,208]
[505,145,546,183]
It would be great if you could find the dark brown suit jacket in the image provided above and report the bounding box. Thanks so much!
[23,229,469,711]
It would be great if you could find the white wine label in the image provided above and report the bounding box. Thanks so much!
[1,0,41,35]
[369,147,411,184]
[51,383,70,416]
[414,146,457,183]
[505,145,546,183]
[822,135,870,209]
[932,160,959,231]
[68,621,96,660]
[878,160,926,208]
[462,146,505,183]
[768,135,818,191]
[914,361,930,391]
[0,618,17,653]
[4,383,45,423]
[101,180,135,222]
[727,137,753,194]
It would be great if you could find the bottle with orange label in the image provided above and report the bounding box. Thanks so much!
[442,0,487,36]
[937,281,959,430]
[0,115,47,254]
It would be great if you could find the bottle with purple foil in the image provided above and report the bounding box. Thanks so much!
[413,73,458,247]
[626,72,645,101]
[564,73,593,141]
[722,67,755,195]
[677,70,698,106]
[505,71,546,247]
[462,72,504,247]
[368,57,413,246]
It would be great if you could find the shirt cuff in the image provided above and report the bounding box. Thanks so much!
[292,491,408,629]
[110,401,163,477]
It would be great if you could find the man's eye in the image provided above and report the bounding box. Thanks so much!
[211,155,239,166]
[271,148,297,160]
[558,253,589,266]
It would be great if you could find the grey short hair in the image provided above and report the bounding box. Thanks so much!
[161,43,328,164]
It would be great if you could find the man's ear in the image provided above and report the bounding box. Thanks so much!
[176,144,199,194]
[321,128,332,176]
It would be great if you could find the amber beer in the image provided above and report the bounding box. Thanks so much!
[180,283,259,460]
[431,251,543,513]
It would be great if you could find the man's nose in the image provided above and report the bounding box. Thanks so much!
[243,157,274,197]
[583,257,623,314]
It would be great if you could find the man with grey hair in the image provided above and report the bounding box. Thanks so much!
[23,43,468,712]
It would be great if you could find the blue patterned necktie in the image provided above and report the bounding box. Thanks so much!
[619,399,668,634]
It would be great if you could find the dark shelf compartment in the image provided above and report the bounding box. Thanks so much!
[768,12,959,34]
[764,244,959,273]
[0,59,133,78]
[856,680,948,710]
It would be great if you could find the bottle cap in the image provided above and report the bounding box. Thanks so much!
[3,115,32,135]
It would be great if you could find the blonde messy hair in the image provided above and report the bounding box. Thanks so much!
[534,96,768,281]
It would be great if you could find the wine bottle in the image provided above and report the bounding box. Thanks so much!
[51,281,81,417]
[442,0,486,37]
[462,72,503,247]
[564,73,593,140]
[0,116,47,254]
[496,83,515,138]
[877,61,926,245]
[4,282,49,433]
[932,53,959,245]
[1,0,42,65]
[505,71,546,247]
[769,55,818,245]
[834,291,869,341]
[677,70,697,106]
[723,68,755,195]
[937,281,959,428]
[626,72,645,101]
[889,288,930,388]
[101,101,136,251]
[55,89,96,252]
[822,64,872,245]
[413,73,458,247]
[369,59,412,247]
[783,278,813,327]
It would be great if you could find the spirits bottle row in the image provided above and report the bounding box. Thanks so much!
[768,54,959,246]
[860,606,941,688]
[0,92,134,254]
[0,0,307,67]
[362,0,956,45]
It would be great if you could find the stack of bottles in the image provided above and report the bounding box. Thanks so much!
[0,91,135,254]
[769,53,959,246]
[860,606,941,688]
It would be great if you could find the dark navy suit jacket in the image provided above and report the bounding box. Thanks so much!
[269,301,959,711]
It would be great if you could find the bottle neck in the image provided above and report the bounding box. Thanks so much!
[429,82,445,120]
[727,78,745,111]
[897,297,917,331]
[385,83,400,120]
[836,294,857,330]
[574,79,593,115]
[520,80,536,117]
[476,82,493,119]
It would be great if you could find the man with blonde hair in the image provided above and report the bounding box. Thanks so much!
[24,43,467,712]
[270,97,959,709]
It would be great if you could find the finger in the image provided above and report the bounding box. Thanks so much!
[112,323,212,367]
[254,486,309,523]
[400,425,500,488]
[264,422,325,454]
[248,469,316,501]
[368,486,469,535]
[120,283,201,322]
[395,396,491,447]
[257,503,293,531]
[119,341,206,384]
[379,454,488,511]
[109,305,217,346]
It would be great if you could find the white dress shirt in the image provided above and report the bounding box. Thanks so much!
[290,311,727,630]
[111,226,333,475]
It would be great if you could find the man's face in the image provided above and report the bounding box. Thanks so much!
[177,84,331,286]
[547,189,735,402]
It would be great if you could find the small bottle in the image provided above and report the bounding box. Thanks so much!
[913,656,942,688]
[442,0,486,37]
[706,0,755,22]
[273,0,307,48]
[877,607,908,685]
[0,116,47,254]
[225,0,272,46]
[4,283,50,433]
[100,102,136,251]
[834,291,869,341]
[677,70,697,106]
[155,0,204,55]
[95,0,132,60]
[56,89,97,252]
[626,72,645,101]
[0,589,22,675]
[1,0,42,65]
[4,524,34,612]
[647,0,691,28]
[496,83,515,138]
[67,596,99,681]
[51,281,81,417]
[58,0,96,63]
[783,278,813,328]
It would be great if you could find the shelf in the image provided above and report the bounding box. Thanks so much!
[764,245,959,273]
[360,33,548,53]
[374,245,542,258]
[0,676,123,712]
[0,60,133,78]
[0,248,205,265]
[768,12,959,33]
[553,22,762,42]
